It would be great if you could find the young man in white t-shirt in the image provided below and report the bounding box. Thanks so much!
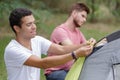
[4,8,96,80]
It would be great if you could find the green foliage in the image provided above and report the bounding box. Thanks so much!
[0,0,29,27]
[0,37,12,80]
[21,0,46,9]
[94,5,115,23]
[85,0,120,23]
[0,0,120,26]
[81,28,108,41]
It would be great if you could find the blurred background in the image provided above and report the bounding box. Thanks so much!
[0,0,120,80]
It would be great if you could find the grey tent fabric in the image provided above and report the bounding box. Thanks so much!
[97,30,120,43]
[113,64,120,80]
[79,38,120,80]
[106,30,120,42]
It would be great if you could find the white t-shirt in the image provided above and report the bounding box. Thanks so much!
[4,36,52,80]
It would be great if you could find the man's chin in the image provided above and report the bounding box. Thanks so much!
[74,20,81,28]
[31,35,36,38]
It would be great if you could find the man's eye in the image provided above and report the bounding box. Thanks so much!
[82,15,85,17]
[26,23,32,26]
[82,15,87,18]
[26,24,31,26]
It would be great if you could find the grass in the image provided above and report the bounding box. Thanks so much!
[81,22,120,41]
[0,37,12,80]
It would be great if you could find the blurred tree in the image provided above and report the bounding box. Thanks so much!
[0,0,120,24]
[42,0,79,13]
[85,0,99,22]
[21,0,46,9]
[113,0,120,21]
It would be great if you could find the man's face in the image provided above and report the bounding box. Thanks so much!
[73,11,87,27]
[18,15,37,39]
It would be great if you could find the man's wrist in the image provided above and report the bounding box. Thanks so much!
[71,51,77,60]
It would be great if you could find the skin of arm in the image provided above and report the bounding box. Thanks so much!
[60,38,74,45]
[24,53,73,69]
[24,42,93,69]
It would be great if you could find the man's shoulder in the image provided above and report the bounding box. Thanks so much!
[5,40,17,48]
[33,35,47,40]
[52,24,68,34]
[54,23,65,30]
[5,40,21,53]
[32,36,51,43]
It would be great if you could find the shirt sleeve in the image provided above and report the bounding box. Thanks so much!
[5,47,32,67]
[36,36,52,55]
[79,31,86,43]
[51,27,69,44]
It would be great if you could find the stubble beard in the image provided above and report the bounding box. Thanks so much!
[73,20,81,28]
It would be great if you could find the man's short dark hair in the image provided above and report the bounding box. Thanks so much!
[9,8,32,33]
[69,3,90,15]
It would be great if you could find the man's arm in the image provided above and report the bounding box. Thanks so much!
[60,38,73,45]
[47,43,84,55]
[48,38,96,55]
[24,44,92,69]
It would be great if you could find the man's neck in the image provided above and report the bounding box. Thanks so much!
[65,18,77,31]
[16,37,32,50]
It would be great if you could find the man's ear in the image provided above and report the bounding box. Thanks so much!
[71,10,77,18]
[13,25,20,33]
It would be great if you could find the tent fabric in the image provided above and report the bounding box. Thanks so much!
[78,38,120,80]
[106,30,120,42]
[65,57,85,80]
[113,64,120,80]
[65,30,120,80]
[96,30,120,43]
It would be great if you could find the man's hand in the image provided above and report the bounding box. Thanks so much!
[74,38,96,58]
[86,38,96,47]
[74,44,93,57]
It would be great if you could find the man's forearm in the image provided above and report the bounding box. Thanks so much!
[48,43,84,55]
